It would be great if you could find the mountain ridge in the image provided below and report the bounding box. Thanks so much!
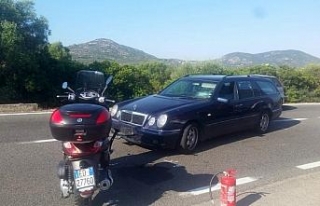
[68,38,158,64]
[68,38,320,67]
[220,50,320,67]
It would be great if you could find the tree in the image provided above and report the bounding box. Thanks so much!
[138,62,171,92]
[104,64,153,101]
[48,42,71,61]
[0,0,50,103]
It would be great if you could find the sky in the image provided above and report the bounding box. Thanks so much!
[33,0,320,60]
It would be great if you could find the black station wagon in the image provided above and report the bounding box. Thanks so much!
[111,75,282,153]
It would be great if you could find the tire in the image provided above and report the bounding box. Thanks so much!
[74,191,92,206]
[256,111,270,133]
[179,123,199,154]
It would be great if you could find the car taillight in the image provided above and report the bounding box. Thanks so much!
[96,109,110,124]
[50,109,64,125]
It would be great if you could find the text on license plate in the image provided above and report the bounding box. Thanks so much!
[74,167,95,189]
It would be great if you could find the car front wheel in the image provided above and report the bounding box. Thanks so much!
[179,123,199,154]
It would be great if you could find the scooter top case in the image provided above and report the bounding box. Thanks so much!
[50,103,111,142]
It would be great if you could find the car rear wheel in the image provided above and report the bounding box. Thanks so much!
[256,111,270,133]
[179,123,199,153]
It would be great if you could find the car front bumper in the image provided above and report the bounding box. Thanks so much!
[112,119,181,149]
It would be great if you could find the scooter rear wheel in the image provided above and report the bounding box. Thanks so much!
[74,191,92,206]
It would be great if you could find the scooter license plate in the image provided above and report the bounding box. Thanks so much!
[74,167,95,189]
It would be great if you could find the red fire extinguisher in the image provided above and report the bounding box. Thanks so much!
[220,169,236,206]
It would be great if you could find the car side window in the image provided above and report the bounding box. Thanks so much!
[256,80,278,95]
[218,82,235,100]
[237,81,254,99]
[251,81,262,97]
[191,83,215,98]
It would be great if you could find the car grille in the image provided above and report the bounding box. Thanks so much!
[120,110,148,126]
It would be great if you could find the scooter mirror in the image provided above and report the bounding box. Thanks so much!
[106,76,113,85]
[101,76,113,96]
[62,82,68,89]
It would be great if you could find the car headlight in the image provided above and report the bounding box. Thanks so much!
[110,104,118,117]
[116,110,121,118]
[157,114,168,128]
[148,117,156,126]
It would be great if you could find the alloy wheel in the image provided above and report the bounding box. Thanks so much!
[259,112,270,132]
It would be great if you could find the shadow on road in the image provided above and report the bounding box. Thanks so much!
[194,117,301,154]
[92,150,214,206]
[282,105,297,111]
[236,191,270,206]
[90,116,301,205]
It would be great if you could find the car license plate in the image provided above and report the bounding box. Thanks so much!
[74,167,95,189]
[120,125,135,135]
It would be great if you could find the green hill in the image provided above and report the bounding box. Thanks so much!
[68,39,320,67]
[219,50,320,67]
[68,38,159,64]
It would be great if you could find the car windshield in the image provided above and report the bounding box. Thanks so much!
[159,79,217,99]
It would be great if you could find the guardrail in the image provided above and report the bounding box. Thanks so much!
[0,103,39,113]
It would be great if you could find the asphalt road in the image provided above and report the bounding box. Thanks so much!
[1,104,320,206]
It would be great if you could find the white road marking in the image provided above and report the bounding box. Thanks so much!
[18,139,57,144]
[296,161,320,170]
[274,118,307,122]
[285,103,320,106]
[180,177,258,196]
[0,111,52,116]
[163,159,183,167]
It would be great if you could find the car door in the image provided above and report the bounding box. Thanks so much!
[233,80,261,130]
[201,81,239,138]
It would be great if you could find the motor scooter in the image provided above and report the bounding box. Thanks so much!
[49,70,116,206]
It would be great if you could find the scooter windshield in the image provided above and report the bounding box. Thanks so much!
[75,70,105,92]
